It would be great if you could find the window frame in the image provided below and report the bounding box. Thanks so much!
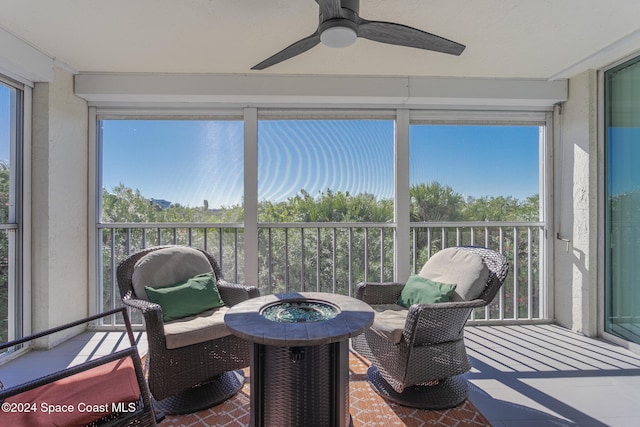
[89,107,552,321]
[408,111,552,320]
[0,74,28,358]
[90,109,246,317]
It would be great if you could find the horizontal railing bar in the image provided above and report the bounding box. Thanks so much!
[98,220,545,325]
[411,221,545,227]
[99,221,542,230]
[98,222,244,229]
[259,222,397,229]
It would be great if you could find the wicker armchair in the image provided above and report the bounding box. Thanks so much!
[352,246,508,409]
[117,245,259,415]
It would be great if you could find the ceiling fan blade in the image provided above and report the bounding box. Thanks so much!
[316,0,344,20]
[358,20,465,55]
[251,32,321,70]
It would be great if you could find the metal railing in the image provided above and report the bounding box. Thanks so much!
[410,222,545,322]
[257,222,396,296]
[98,221,545,325]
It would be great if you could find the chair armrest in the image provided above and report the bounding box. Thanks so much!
[121,291,165,334]
[355,282,405,305]
[217,280,260,307]
[403,299,485,346]
[411,298,488,311]
[122,290,160,313]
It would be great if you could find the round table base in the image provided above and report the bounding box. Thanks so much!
[251,342,351,427]
[153,370,244,415]
[367,366,468,409]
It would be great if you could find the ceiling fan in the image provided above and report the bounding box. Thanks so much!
[251,0,465,70]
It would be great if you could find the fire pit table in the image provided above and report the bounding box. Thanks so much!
[224,292,374,427]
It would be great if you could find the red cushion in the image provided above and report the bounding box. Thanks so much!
[3,356,141,426]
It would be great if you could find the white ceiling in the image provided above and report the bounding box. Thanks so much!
[1,0,640,79]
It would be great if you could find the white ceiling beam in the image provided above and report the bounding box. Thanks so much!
[407,77,568,109]
[0,26,54,84]
[549,28,640,80]
[75,73,567,110]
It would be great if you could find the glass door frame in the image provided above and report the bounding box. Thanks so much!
[599,54,640,352]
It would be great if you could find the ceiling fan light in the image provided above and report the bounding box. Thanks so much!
[320,26,357,48]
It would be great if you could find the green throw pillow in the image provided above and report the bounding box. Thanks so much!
[397,275,457,307]
[145,272,225,322]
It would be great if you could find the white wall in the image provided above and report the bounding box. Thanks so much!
[553,70,599,336]
[31,66,88,348]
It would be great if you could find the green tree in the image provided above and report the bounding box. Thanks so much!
[520,194,541,221]
[410,182,465,221]
[102,184,159,223]
[0,161,9,343]
[102,184,245,224]
[259,189,392,223]
[464,195,520,221]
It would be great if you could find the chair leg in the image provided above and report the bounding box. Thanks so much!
[152,370,244,415]
[366,366,468,409]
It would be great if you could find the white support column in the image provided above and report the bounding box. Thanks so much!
[395,109,410,283]
[243,107,259,286]
[543,111,554,321]
[88,106,98,316]
[32,66,88,344]
[553,70,598,336]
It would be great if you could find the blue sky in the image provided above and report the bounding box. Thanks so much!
[0,85,11,163]
[101,119,540,208]
[258,120,395,202]
[410,125,540,200]
[102,120,245,208]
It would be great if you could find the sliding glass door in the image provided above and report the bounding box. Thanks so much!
[605,56,640,344]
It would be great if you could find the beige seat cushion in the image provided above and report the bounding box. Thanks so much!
[163,306,231,349]
[131,246,213,300]
[419,247,489,301]
[369,304,409,345]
